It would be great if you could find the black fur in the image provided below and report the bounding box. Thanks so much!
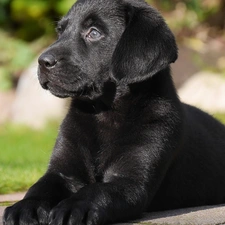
[4,0,225,224]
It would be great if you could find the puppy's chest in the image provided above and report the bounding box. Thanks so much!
[92,129,125,180]
[93,120,123,161]
[92,115,140,174]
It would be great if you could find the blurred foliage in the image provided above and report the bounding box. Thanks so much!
[0,30,35,90]
[0,30,54,91]
[0,0,75,41]
[0,0,224,42]
[148,0,219,20]
[147,0,224,37]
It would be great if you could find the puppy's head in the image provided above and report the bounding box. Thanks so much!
[38,0,177,99]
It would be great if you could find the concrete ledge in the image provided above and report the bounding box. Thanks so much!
[0,192,25,203]
[1,204,225,225]
[124,205,225,225]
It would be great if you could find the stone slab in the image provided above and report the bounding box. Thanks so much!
[1,204,225,225]
[122,204,225,225]
[0,192,25,203]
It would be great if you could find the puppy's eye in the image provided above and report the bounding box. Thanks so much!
[86,28,102,41]
[56,20,68,37]
[56,26,64,38]
[56,26,62,34]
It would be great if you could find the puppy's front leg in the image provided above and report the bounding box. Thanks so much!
[3,116,95,225]
[3,173,76,225]
[48,141,176,225]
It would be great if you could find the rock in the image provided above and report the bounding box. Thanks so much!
[172,39,225,89]
[0,192,25,203]
[171,45,201,88]
[0,91,15,124]
[178,72,225,113]
[10,59,67,129]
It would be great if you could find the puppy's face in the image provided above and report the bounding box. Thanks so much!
[38,0,125,98]
[38,0,178,99]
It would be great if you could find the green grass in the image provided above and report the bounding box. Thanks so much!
[0,122,59,194]
[214,113,225,125]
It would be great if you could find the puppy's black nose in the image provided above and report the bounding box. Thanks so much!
[38,54,57,69]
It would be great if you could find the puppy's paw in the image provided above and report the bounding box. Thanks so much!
[3,199,51,225]
[49,198,105,225]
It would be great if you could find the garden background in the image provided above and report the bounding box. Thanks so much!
[0,0,225,194]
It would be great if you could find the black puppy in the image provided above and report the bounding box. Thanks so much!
[4,0,225,224]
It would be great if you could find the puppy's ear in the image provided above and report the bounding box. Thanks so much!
[112,1,178,83]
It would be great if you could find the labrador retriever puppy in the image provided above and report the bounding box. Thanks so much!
[4,0,225,224]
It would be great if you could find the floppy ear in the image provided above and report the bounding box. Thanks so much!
[112,1,178,83]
